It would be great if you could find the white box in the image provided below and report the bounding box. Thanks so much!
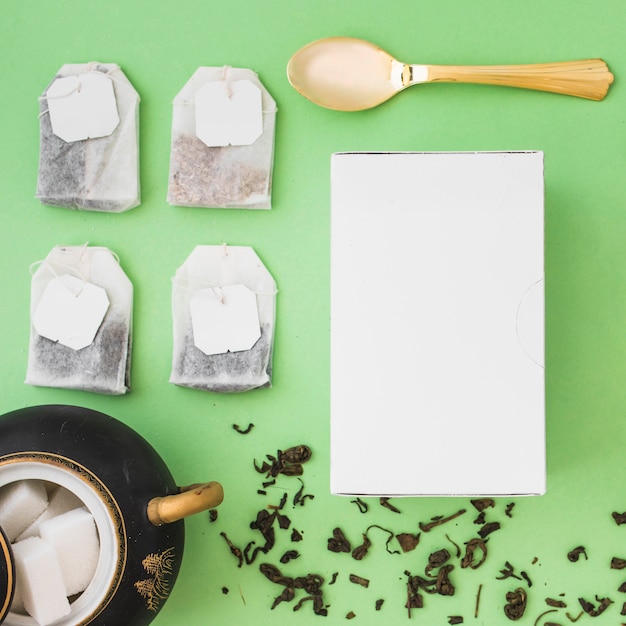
[330,151,545,497]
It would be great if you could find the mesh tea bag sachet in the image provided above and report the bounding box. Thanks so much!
[26,245,133,394]
[167,66,277,209]
[170,245,277,393]
[36,63,140,212]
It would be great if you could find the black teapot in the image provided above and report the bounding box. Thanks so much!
[0,405,223,625]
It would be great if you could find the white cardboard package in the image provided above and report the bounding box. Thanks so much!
[330,151,545,497]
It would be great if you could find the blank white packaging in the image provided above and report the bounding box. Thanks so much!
[36,62,140,212]
[170,245,277,392]
[12,536,71,626]
[25,245,133,394]
[167,66,277,209]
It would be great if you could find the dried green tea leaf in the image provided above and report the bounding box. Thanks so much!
[327,527,351,553]
[567,546,587,562]
[503,587,527,620]
[471,498,495,512]
[396,532,421,553]
[478,521,501,538]
[232,422,254,434]
[612,557,626,570]
[349,574,370,588]
[379,497,401,513]
[461,538,487,570]
[351,497,369,513]
[578,595,612,616]
[545,598,567,608]
[351,534,372,561]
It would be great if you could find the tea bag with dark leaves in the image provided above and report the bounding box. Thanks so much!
[36,63,140,212]
[170,244,276,392]
[167,66,276,209]
[25,245,132,394]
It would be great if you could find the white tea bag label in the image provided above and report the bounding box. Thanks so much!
[33,275,110,350]
[195,79,263,147]
[46,72,120,143]
[190,284,261,355]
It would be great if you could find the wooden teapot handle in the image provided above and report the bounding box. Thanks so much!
[147,481,224,526]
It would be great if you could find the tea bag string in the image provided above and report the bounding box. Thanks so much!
[29,259,91,296]
[515,278,544,370]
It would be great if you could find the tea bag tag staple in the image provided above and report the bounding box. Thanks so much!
[33,274,110,350]
[46,71,120,143]
[195,79,263,147]
[190,284,261,355]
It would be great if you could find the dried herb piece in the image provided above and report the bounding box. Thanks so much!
[260,564,327,616]
[435,564,455,596]
[612,557,626,570]
[351,534,372,561]
[505,502,516,518]
[209,509,218,523]
[293,478,315,507]
[578,595,613,616]
[533,610,557,626]
[419,509,466,532]
[257,489,267,495]
[622,601,626,616]
[471,498,495,512]
[613,512,626,525]
[473,511,486,526]
[503,587,527,620]
[346,611,356,619]
[329,572,338,585]
[448,617,464,625]
[220,532,244,568]
[349,574,370,588]
[328,527,351,553]
[618,581,626,593]
[478,521,501,538]
[565,610,583,622]
[546,598,567,608]
[366,524,401,555]
[291,529,303,542]
[567,546,587,562]
[375,599,384,610]
[396,532,421,553]
[425,549,450,577]
[497,562,522,581]
[520,571,532,588]
[445,534,461,558]
[233,422,254,434]
[475,584,482,618]
[280,550,300,564]
[351,497,369,513]
[222,586,229,594]
[271,586,295,609]
[254,445,312,478]
[292,595,327,616]
[461,538,487,570]
[380,497,401,513]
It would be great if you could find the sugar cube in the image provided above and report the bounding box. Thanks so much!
[16,485,83,542]
[39,508,99,597]
[0,480,48,541]
[12,536,70,625]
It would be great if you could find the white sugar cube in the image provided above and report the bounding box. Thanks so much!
[40,508,99,596]
[0,480,48,541]
[12,536,70,626]
[16,485,83,542]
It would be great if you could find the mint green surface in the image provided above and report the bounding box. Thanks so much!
[1,1,625,624]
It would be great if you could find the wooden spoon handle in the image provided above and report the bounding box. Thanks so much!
[422,59,613,100]
[147,481,224,525]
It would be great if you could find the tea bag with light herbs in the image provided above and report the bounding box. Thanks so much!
[36,63,140,212]
[25,245,133,395]
[170,245,277,393]
[167,66,276,209]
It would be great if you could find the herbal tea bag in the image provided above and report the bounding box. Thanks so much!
[25,245,133,394]
[36,63,140,212]
[170,245,277,392]
[167,67,276,209]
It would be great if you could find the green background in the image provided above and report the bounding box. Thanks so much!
[1,1,625,624]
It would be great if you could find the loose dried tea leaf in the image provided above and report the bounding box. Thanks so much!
[419,509,466,532]
[612,557,626,570]
[293,478,315,507]
[328,527,351,553]
[461,538,487,570]
[503,587,527,620]
[471,498,495,512]
[425,549,450,577]
[351,534,372,561]
[375,599,384,610]
[291,529,303,542]
[533,610,558,626]
[292,595,327,616]
[613,512,626,525]
[497,562,523,581]
[445,534,461,558]
[546,598,567,608]
[233,422,254,434]
[567,546,587,562]
[294,573,325,595]
[520,571,532,588]
[271,586,295,609]
[257,489,267,495]
[622,601,626,616]
[346,611,356,619]
[618,582,626,593]
[220,532,244,567]
[478,521,501,538]
[396,532,421,553]
[505,502,516,518]
[475,584,482,618]
[222,586,229,594]
[254,445,312,478]
[565,610,583,622]
[366,524,401,555]
[473,511,486,525]
[380,497,401,513]
[209,509,218,523]
[349,574,370,588]
[280,550,300,564]
[448,617,464,625]
[351,497,369,513]
[435,565,455,596]
[329,572,338,585]
[578,595,613,616]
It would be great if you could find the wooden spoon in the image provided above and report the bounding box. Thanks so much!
[287,37,614,111]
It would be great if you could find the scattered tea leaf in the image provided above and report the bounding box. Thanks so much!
[545,598,567,608]
[379,497,401,513]
[435,564,455,596]
[497,561,522,581]
[448,617,464,625]
[520,571,532,588]
[419,509,467,532]
[475,584,482,618]
[349,574,370,588]
[612,557,626,570]
[617,581,626,593]
[291,529,303,542]
[445,534,461,558]
[396,532,421,553]
[351,497,369,513]
[425,549,451,577]
[473,511,486,525]
[503,587,527,620]
[533,610,557,626]
[280,550,300,564]
[478,521,501,538]
[375,599,384,610]
[328,527,351,553]
[471,498,495,512]
[578,595,613,616]
[351,533,372,561]
[565,610,584,622]
[567,546,587,562]
[257,489,267,495]
[293,477,315,507]
[209,509,218,523]
[222,586,229,594]
[233,422,254,434]
[329,572,338,585]
[505,502,516,518]
[220,532,244,568]
[461,538,487,570]
[255,445,312,478]
[613,512,626,525]
[346,611,356,619]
